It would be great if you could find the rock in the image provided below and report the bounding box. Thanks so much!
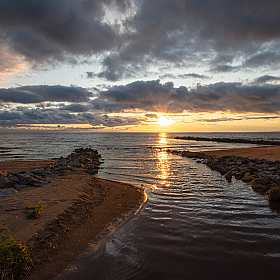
[0,177,14,189]
[8,175,19,183]
[35,175,44,181]
[0,188,17,198]
[15,184,22,190]
[225,171,232,182]
[251,178,270,193]
[73,168,82,172]
[31,168,46,176]
[242,158,250,165]
[242,172,253,182]
[234,172,244,180]
[275,177,280,186]
[6,206,18,211]
[0,148,101,196]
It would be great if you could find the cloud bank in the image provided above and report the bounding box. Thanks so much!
[92,80,280,114]
[0,80,279,128]
[1,0,280,79]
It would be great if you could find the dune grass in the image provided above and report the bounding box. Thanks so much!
[0,228,34,280]
[23,203,44,219]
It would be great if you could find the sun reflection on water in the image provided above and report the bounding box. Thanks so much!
[157,133,170,187]
[158,132,167,146]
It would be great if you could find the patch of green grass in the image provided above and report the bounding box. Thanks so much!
[0,228,34,280]
[268,186,280,202]
[23,203,44,219]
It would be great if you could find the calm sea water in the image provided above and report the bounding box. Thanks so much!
[1,131,280,279]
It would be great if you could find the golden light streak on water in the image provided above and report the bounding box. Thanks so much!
[157,133,170,187]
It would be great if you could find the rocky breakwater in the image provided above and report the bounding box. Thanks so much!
[0,148,101,199]
[167,149,280,202]
[174,136,280,146]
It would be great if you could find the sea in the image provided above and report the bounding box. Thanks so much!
[1,131,280,280]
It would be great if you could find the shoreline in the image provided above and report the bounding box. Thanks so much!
[1,145,280,279]
[0,155,146,280]
[167,145,280,202]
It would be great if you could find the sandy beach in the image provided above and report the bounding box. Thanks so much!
[203,145,280,161]
[0,160,146,280]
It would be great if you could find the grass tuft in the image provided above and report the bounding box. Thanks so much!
[23,203,44,219]
[0,227,34,280]
[268,186,280,202]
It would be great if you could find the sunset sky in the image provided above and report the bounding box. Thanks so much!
[0,0,280,132]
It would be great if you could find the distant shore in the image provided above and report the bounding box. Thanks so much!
[0,157,146,280]
[174,135,280,146]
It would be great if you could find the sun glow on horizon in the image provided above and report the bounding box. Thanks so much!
[157,115,173,126]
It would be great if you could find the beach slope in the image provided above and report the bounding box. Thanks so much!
[0,160,146,280]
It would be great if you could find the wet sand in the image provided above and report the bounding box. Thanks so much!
[203,145,280,161]
[0,160,146,280]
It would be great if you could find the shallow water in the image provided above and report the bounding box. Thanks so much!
[0,131,280,279]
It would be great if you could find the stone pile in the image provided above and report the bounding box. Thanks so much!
[167,149,280,199]
[0,148,101,199]
[174,136,280,146]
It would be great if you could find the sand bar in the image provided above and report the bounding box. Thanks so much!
[0,160,146,280]
[203,146,280,161]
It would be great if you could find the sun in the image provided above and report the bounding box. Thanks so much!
[157,115,172,126]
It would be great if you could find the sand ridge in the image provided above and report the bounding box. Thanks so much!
[0,160,146,280]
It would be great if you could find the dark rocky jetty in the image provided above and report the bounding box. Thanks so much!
[0,148,101,198]
[167,149,280,201]
[174,136,280,146]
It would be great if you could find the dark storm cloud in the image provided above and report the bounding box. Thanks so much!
[0,108,140,127]
[78,112,143,127]
[252,75,280,85]
[93,80,280,114]
[159,73,210,80]
[2,0,280,79]
[0,106,144,128]
[196,117,240,123]
[145,113,158,119]
[0,85,92,104]
[210,65,239,73]
[86,72,95,79]
[90,97,126,113]
[93,80,176,112]
[0,0,130,66]
[96,0,280,80]
[245,116,279,120]
[0,111,22,120]
[243,51,280,68]
[59,103,90,112]
[1,79,280,127]
[184,82,280,113]
[196,115,279,123]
